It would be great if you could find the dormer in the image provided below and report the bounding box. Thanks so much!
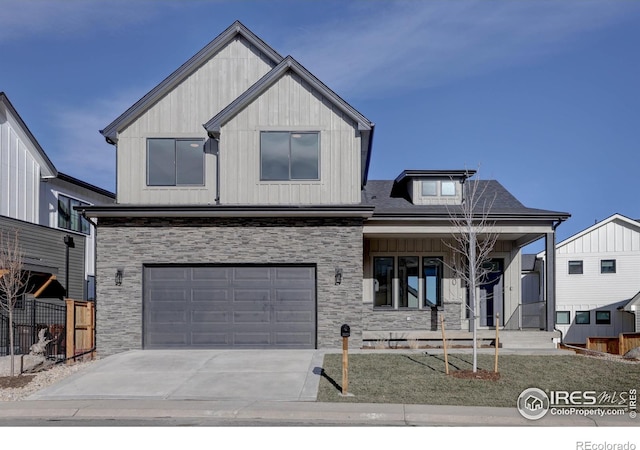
[392,170,476,206]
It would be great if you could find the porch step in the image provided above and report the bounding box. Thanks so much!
[362,330,560,350]
[499,331,560,349]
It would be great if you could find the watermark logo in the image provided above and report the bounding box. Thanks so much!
[517,388,637,420]
[517,387,550,420]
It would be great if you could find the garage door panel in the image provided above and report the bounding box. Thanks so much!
[233,267,271,281]
[192,289,228,302]
[147,332,188,346]
[149,311,188,324]
[234,332,271,345]
[191,311,229,323]
[275,332,314,345]
[232,289,271,302]
[233,311,271,323]
[192,333,229,345]
[144,265,315,349]
[192,267,231,281]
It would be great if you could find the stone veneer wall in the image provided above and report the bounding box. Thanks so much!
[95,217,364,356]
[361,300,463,332]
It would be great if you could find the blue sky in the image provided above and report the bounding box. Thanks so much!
[1,0,639,249]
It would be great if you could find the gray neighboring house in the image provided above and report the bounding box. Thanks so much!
[84,21,570,356]
[0,92,115,303]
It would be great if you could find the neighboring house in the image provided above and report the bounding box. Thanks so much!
[537,213,640,344]
[84,21,570,356]
[0,92,115,302]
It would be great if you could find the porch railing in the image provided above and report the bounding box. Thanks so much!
[503,301,546,330]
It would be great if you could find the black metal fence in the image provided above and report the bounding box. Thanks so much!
[0,298,66,361]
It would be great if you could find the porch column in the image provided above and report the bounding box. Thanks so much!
[545,232,556,331]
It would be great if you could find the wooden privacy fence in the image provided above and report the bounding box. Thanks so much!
[65,299,95,362]
[586,333,640,355]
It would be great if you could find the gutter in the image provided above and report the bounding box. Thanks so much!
[76,204,376,219]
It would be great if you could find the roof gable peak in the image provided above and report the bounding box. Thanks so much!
[100,21,283,143]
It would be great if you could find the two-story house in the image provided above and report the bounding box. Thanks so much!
[1,92,115,302]
[1,92,115,356]
[84,21,570,356]
[538,213,640,344]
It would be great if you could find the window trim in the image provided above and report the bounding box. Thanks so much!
[600,259,616,274]
[57,193,91,235]
[555,311,570,325]
[146,138,205,187]
[575,311,590,325]
[568,260,583,275]
[595,310,611,325]
[260,131,320,182]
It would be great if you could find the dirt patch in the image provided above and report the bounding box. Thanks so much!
[0,375,35,389]
[449,369,500,381]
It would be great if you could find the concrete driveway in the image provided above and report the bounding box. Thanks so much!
[27,350,326,401]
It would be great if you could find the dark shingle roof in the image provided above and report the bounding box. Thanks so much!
[362,179,569,219]
[521,254,539,271]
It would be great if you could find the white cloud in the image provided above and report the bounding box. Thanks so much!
[47,89,146,192]
[0,0,159,43]
[285,1,640,98]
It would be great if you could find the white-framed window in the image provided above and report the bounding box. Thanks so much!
[260,131,319,181]
[555,311,570,325]
[373,255,443,309]
[58,194,90,234]
[147,138,205,186]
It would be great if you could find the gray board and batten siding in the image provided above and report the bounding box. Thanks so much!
[0,215,86,300]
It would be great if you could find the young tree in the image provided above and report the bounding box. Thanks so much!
[445,170,499,373]
[0,229,28,376]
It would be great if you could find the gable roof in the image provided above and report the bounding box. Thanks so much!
[363,179,570,220]
[0,92,57,178]
[100,21,283,144]
[554,213,640,250]
[204,55,375,187]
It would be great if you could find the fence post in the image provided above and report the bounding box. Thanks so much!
[65,298,74,363]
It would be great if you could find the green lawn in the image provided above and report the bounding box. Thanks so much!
[316,353,639,407]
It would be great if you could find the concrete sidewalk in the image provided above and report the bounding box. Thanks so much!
[0,399,636,426]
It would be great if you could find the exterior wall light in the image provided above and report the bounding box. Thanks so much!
[115,268,123,286]
[335,268,343,285]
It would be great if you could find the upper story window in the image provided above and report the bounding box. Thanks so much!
[421,180,457,197]
[600,259,616,274]
[58,194,90,234]
[568,260,583,274]
[260,131,319,181]
[147,138,204,186]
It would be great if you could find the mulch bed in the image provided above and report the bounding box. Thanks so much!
[0,375,35,389]
[449,370,501,381]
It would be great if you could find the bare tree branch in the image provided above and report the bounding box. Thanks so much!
[0,229,29,376]
[442,169,500,372]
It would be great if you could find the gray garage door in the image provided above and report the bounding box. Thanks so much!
[143,265,316,349]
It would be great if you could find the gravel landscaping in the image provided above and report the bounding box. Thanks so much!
[0,359,98,401]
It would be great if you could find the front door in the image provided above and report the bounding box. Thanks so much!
[479,259,504,327]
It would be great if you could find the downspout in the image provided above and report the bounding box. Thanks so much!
[549,217,566,337]
[81,211,99,358]
[214,137,220,205]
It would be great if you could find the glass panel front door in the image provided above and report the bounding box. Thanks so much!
[479,259,504,327]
